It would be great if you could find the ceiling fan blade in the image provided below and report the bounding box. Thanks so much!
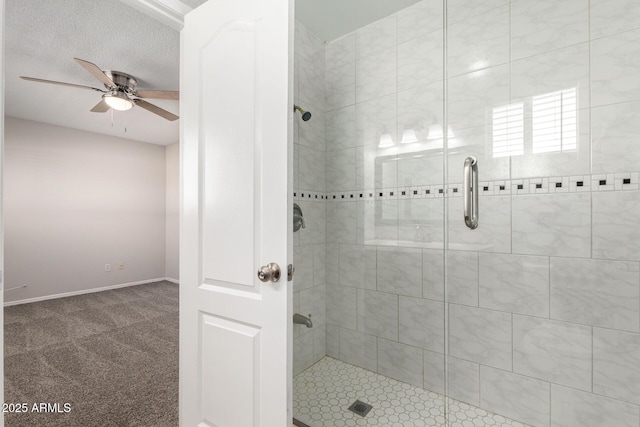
[135,99,179,121]
[20,76,105,92]
[136,90,179,100]
[74,57,116,88]
[90,99,110,113]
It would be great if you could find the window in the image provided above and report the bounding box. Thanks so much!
[492,102,524,158]
[532,88,577,153]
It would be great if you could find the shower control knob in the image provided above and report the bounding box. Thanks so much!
[257,263,281,283]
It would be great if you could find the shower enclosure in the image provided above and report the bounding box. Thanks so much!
[292,0,640,426]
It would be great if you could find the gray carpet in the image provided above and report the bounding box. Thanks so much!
[4,281,179,426]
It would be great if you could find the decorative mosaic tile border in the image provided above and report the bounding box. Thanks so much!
[294,172,640,202]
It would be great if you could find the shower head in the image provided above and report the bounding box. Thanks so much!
[293,104,312,121]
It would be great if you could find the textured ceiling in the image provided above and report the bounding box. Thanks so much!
[5,0,181,146]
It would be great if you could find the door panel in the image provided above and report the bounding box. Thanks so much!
[180,0,293,425]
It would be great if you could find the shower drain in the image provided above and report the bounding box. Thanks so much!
[348,400,373,417]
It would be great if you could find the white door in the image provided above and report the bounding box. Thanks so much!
[179,0,293,426]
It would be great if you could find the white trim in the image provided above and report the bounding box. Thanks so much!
[3,278,175,307]
[165,277,180,284]
[119,0,192,31]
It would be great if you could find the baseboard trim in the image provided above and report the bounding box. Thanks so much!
[165,277,179,284]
[4,278,173,307]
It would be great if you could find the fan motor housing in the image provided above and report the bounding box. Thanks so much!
[103,70,137,92]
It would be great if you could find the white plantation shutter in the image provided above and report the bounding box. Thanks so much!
[532,88,577,153]
[492,102,524,158]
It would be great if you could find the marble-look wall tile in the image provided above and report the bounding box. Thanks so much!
[447,64,510,131]
[293,331,314,376]
[295,22,325,64]
[512,193,591,258]
[399,296,445,353]
[480,366,551,427]
[356,94,398,147]
[325,33,355,69]
[325,60,355,111]
[447,357,480,406]
[398,30,443,92]
[423,249,445,301]
[423,350,445,394]
[510,0,588,60]
[378,338,423,388]
[293,143,299,195]
[325,244,339,285]
[357,289,398,340]
[593,191,640,261]
[447,5,509,77]
[397,151,444,188]
[593,328,640,404]
[339,327,377,372]
[449,304,512,370]
[592,101,640,174]
[590,0,640,39]
[325,284,357,329]
[326,324,339,358]
[550,257,639,332]
[298,144,325,192]
[357,199,398,243]
[446,0,508,25]
[326,148,356,192]
[298,56,325,110]
[299,284,326,329]
[356,48,397,103]
[591,29,640,107]
[338,244,376,289]
[293,291,300,338]
[551,385,640,427]
[397,198,445,247]
[313,325,326,364]
[293,244,314,293]
[355,13,396,60]
[326,201,356,244]
[313,244,326,285]
[377,247,423,297]
[511,43,589,111]
[325,105,356,152]
[447,251,479,306]
[479,253,549,317]
[398,0,444,44]
[397,81,444,147]
[448,196,511,253]
[298,200,325,245]
[513,315,591,391]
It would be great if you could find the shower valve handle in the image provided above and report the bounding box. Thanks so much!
[257,263,281,283]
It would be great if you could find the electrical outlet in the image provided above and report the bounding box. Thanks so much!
[118,262,124,270]
[105,264,111,272]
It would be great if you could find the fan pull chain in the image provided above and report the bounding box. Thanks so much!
[111,109,114,127]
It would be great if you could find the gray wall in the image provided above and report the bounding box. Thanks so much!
[165,142,179,281]
[4,117,169,303]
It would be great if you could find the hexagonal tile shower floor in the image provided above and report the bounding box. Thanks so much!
[293,357,532,427]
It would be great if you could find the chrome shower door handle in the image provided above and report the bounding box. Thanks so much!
[463,156,478,229]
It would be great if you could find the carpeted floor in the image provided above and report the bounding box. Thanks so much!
[4,281,179,426]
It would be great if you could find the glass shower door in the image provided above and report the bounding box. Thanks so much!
[444,1,640,426]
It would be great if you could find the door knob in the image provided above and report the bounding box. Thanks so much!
[257,263,281,282]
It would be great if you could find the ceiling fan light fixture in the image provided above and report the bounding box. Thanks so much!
[103,90,133,111]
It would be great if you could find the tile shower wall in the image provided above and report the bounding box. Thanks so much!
[292,23,327,376]
[319,0,640,426]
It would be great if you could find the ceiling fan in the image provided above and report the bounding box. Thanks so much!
[20,58,179,121]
